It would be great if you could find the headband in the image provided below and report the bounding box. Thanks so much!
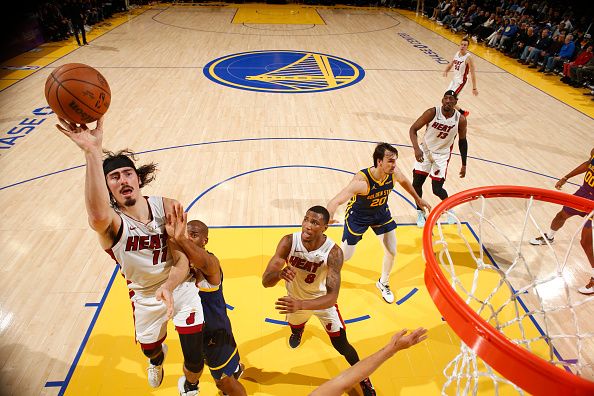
[103,155,137,175]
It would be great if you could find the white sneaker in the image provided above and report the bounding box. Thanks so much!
[529,234,554,246]
[376,280,395,304]
[147,343,167,388]
[578,278,594,295]
[416,210,426,228]
[178,375,200,396]
[446,210,457,224]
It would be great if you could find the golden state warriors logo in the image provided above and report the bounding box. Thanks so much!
[203,50,365,93]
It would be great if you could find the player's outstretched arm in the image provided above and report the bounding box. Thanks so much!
[443,60,453,77]
[327,174,369,223]
[309,328,428,396]
[410,108,436,162]
[262,235,293,287]
[393,166,432,213]
[56,117,120,248]
[165,202,220,277]
[458,115,468,178]
[555,147,593,190]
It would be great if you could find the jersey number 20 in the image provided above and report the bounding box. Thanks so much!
[370,196,387,207]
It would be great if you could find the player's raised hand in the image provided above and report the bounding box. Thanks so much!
[155,285,174,320]
[279,265,297,282]
[56,116,104,152]
[459,165,466,178]
[414,147,424,163]
[386,328,428,354]
[275,295,303,314]
[166,202,187,242]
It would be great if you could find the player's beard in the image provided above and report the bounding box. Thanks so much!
[123,197,137,207]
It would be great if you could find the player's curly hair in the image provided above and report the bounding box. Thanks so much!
[102,149,158,207]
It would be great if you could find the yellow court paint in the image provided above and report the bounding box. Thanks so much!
[66,225,536,395]
[232,4,325,25]
[397,10,594,119]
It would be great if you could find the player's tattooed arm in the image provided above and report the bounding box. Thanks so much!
[262,234,294,287]
[299,245,344,311]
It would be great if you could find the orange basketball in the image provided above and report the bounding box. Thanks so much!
[44,63,111,125]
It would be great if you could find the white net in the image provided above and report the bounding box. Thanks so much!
[429,192,594,395]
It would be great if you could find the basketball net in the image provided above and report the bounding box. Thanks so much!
[423,186,594,395]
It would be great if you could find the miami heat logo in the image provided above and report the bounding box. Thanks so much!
[203,50,365,93]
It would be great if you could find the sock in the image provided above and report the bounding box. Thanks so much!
[184,379,199,391]
[546,229,557,238]
[150,351,164,366]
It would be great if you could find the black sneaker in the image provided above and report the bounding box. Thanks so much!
[288,328,304,349]
[360,377,376,396]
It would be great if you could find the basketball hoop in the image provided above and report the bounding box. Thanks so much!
[423,185,594,395]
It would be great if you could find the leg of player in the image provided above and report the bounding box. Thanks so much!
[288,322,306,349]
[412,172,428,227]
[529,209,572,245]
[578,225,594,295]
[431,179,456,224]
[178,332,205,396]
[217,372,247,396]
[375,230,396,303]
[144,343,168,388]
[329,329,376,396]
[341,241,357,261]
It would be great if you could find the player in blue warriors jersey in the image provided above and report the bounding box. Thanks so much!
[166,211,247,396]
[327,143,431,303]
[529,147,594,295]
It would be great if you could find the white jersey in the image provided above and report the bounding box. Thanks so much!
[422,106,460,155]
[107,196,191,296]
[451,51,471,82]
[286,232,335,300]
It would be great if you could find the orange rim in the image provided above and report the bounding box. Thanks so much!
[423,185,594,395]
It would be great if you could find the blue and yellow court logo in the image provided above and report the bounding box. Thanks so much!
[203,50,365,93]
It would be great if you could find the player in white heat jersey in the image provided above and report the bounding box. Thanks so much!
[409,90,468,227]
[56,117,209,396]
[444,38,478,117]
[262,206,376,396]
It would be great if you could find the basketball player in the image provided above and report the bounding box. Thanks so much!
[56,117,205,395]
[309,327,428,396]
[409,90,468,227]
[166,212,247,396]
[327,143,431,304]
[529,148,594,295]
[262,206,376,396]
[444,37,478,117]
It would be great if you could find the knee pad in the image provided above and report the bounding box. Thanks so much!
[142,345,162,359]
[179,332,204,374]
[341,241,356,261]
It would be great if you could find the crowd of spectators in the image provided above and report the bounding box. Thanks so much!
[37,0,129,45]
[420,0,594,97]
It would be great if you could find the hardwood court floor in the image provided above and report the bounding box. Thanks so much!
[0,3,592,395]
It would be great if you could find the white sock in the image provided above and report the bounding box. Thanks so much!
[547,229,557,238]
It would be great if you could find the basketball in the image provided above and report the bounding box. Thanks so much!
[44,63,111,125]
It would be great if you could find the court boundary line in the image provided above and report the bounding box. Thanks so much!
[0,136,578,192]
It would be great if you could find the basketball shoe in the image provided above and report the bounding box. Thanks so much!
[178,376,199,396]
[376,279,395,303]
[147,343,167,388]
[288,327,304,349]
[529,234,554,245]
[578,277,594,295]
[416,209,426,227]
[360,377,377,396]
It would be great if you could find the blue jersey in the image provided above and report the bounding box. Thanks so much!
[345,168,395,218]
[198,268,232,333]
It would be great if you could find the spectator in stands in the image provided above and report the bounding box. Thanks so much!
[64,0,88,46]
[562,45,593,81]
[540,34,574,73]
[518,28,552,67]
[497,18,519,51]
[564,55,594,88]
[508,25,536,58]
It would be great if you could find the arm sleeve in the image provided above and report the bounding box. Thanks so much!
[459,138,468,166]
